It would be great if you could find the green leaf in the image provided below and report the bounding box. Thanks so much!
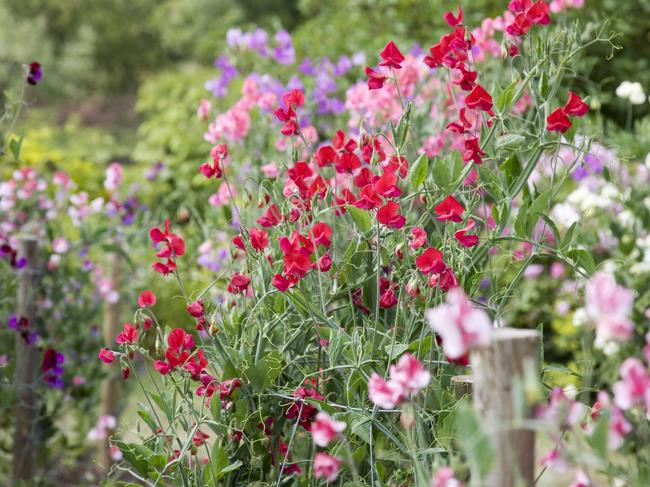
[347,205,372,233]
[496,80,517,112]
[566,248,596,274]
[408,153,429,190]
[495,134,526,152]
[587,409,609,459]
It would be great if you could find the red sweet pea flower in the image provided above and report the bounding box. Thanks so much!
[137,290,157,308]
[150,219,185,275]
[258,203,283,227]
[454,219,479,247]
[453,65,477,91]
[380,289,398,308]
[232,235,245,251]
[98,348,115,364]
[409,227,428,250]
[335,152,362,174]
[314,253,332,272]
[167,328,195,351]
[526,1,551,25]
[434,195,465,222]
[184,349,208,380]
[383,155,409,178]
[272,273,292,292]
[282,89,305,109]
[506,0,550,36]
[311,222,332,248]
[186,299,205,318]
[372,172,402,198]
[424,26,471,69]
[274,90,304,136]
[428,267,460,291]
[446,107,473,134]
[379,41,405,69]
[220,378,242,398]
[315,145,337,167]
[377,201,406,229]
[365,66,388,90]
[546,108,572,133]
[285,386,324,430]
[228,273,251,294]
[199,144,228,179]
[463,137,486,165]
[249,228,269,252]
[443,5,464,27]
[563,92,589,117]
[508,0,533,12]
[465,84,493,112]
[416,248,446,275]
[116,323,139,344]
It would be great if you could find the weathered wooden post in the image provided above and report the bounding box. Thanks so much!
[12,237,40,485]
[96,253,122,472]
[470,328,539,487]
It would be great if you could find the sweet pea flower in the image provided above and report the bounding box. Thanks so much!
[584,272,634,349]
[612,358,650,413]
[311,412,346,447]
[98,348,116,364]
[389,353,430,393]
[425,288,492,359]
[430,466,464,487]
[137,290,156,308]
[368,373,404,408]
[313,453,341,483]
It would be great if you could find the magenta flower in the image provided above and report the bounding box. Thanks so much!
[311,412,346,447]
[313,453,341,483]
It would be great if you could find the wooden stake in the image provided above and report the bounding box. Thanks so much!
[96,253,122,472]
[470,328,539,487]
[12,237,40,485]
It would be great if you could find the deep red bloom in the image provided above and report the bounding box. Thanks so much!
[274,90,304,136]
[249,228,269,252]
[434,195,465,222]
[463,137,486,165]
[122,367,131,380]
[283,89,305,109]
[424,26,471,69]
[311,222,332,248]
[377,201,406,229]
[186,299,205,318]
[258,204,283,227]
[220,378,242,398]
[335,152,362,174]
[285,386,324,430]
[365,66,388,90]
[185,349,208,379]
[443,5,464,26]
[99,348,116,364]
[454,219,479,247]
[314,253,332,272]
[383,155,409,178]
[453,65,477,91]
[272,273,292,292]
[116,323,139,344]
[446,107,473,134]
[546,108,572,133]
[372,172,402,198]
[167,328,195,351]
[192,429,209,447]
[416,248,446,275]
[315,145,337,167]
[465,84,493,112]
[232,235,245,251]
[380,289,398,308]
[428,266,460,291]
[506,0,550,36]
[379,41,405,69]
[138,290,157,308]
[563,92,589,117]
[228,273,251,294]
[150,219,185,275]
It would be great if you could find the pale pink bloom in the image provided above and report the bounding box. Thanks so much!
[389,353,430,394]
[569,470,591,487]
[550,262,565,279]
[536,388,586,428]
[425,288,492,359]
[301,125,318,144]
[208,183,235,207]
[368,373,404,409]
[612,358,650,412]
[197,99,212,120]
[311,412,346,447]
[52,237,70,254]
[430,466,463,487]
[538,448,569,473]
[313,453,341,483]
[109,445,123,461]
[104,162,123,191]
[257,92,278,110]
[261,163,279,178]
[585,273,634,347]
[275,137,288,151]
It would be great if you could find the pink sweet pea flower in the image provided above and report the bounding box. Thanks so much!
[311,412,346,447]
[425,288,492,359]
[430,466,464,487]
[137,290,157,308]
[368,373,404,408]
[585,272,634,348]
[98,348,116,364]
[612,358,650,413]
[313,453,341,483]
[389,353,430,394]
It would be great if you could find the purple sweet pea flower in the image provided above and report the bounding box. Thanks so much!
[299,58,315,76]
[226,28,243,48]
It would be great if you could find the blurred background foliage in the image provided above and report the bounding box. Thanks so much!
[1,0,650,175]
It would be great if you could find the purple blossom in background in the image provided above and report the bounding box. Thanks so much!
[248,28,269,56]
[286,75,304,92]
[41,348,65,389]
[206,56,238,98]
[273,30,295,65]
[351,52,366,66]
[299,59,315,76]
[145,161,164,181]
[410,43,424,57]
[334,56,352,76]
[226,28,243,47]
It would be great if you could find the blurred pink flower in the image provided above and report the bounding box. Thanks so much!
[313,453,341,482]
[311,412,346,447]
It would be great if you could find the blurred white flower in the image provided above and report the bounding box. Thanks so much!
[615,81,646,105]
